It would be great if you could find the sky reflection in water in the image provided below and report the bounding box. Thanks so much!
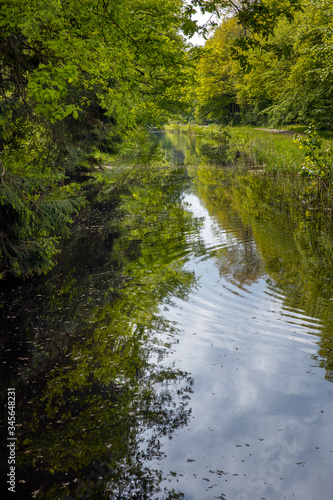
[148,192,333,500]
[1,133,333,500]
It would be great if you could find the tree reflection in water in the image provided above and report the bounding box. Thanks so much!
[189,161,333,383]
[0,165,200,499]
[2,132,333,499]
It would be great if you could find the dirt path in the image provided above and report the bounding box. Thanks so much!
[255,128,298,135]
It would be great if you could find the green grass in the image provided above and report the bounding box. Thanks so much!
[228,126,304,174]
[231,126,333,174]
[164,122,333,175]
[164,122,219,136]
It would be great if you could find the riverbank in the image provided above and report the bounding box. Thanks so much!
[164,122,333,177]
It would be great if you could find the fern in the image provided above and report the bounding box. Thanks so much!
[0,167,85,278]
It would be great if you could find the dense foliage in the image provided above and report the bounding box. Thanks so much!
[194,0,333,128]
[0,0,197,277]
[0,0,317,277]
[1,161,198,499]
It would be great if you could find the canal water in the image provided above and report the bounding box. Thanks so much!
[1,132,333,499]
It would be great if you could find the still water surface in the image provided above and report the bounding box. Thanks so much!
[1,132,333,499]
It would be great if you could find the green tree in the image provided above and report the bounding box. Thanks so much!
[273,0,333,127]
[195,17,242,123]
[193,0,333,128]
[238,0,333,127]
[234,15,299,124]
[0,0,194,277]
[0,0,307,278]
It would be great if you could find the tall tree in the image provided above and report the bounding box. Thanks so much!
[195,17,241,123]
[0,0,305,278]
[194,0,333,128]
[0,0,193,277]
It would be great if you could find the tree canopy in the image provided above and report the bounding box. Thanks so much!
[194,0,333,128]
[0,0,193,277]
[0,0,308,278]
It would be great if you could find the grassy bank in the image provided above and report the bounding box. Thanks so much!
[228,126,304,175]
[164,122,333,176]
